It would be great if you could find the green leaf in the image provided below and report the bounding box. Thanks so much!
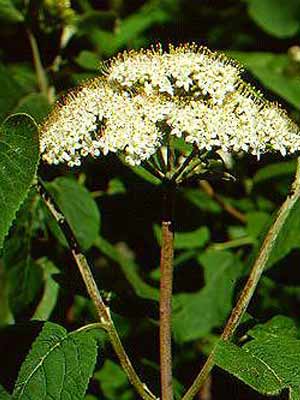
[75,50,99,71]
[0,114,39,250]
[32,258,60,321]
[107,178,126,195]
[8,258,43,316]
[13,322,98,399]
[94,360,134,400]
[0,0,24,23]
[229,52,300,109]
[129,164,160,185]
[182,188,221,214]
[215,316,300,399]
[13,93,50,123]
[215,340,282,395]
[247,0,300,38]
[154,225,210,249]
[0,65,27,122]
[0,265,14,326]
[253,159,297,184]
[246,211,271,240]
[0,64,45,123]
[45,177,101,250]
[94,236,159,302]
[9,63,37,94]
[90,0,177,56]
[248,195,300,269]
[0,384,12,399]
[173,250,243,342]
[248,315,298,340]
[3,190,44,316]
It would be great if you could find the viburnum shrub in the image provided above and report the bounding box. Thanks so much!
[33,44,300,400]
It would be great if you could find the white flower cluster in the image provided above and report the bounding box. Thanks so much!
[108,44,241,105]
[41,79,172,166]
[167,91,300,158]
[40,44,300,167]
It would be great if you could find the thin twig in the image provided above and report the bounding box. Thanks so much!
[199,180,246,224]
[198,374,212,400]
[37,179,157,400]
[72,322,108,334]
[143,160,165,181]
[209,236,254,251]
[172,147,199,183]
[159,182,176,400]
[27,29,53,103]
[157,147,168,173]
[167,135,175,176]
[181,157,300,400]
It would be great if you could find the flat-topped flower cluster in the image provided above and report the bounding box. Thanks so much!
[40,44,300,167]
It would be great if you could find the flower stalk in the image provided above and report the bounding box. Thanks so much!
[159,181,176,400]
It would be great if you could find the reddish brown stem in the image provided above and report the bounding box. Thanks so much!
[160,183,175,400]
[199,180,246,224]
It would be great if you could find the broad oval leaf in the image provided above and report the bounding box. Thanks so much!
[13,322,98,400]
[215,316,300,399]
[172,250,244,343]
[0,114,39,250]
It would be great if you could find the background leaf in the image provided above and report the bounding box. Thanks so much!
[229,52,300,109]
[32,258,60,321]
[94,360,134,400]
[248,196,300,270]
[0,0,24,23]
[246,0,300,38]
[154,225,210,250]
[0,383,12,399]
[172,250,244,343]
[94,236,159,302]
[253,159,296,184]
[89,0,178,56]
[45,177,101,250]
[13,93,50,123]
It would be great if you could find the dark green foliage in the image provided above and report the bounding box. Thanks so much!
[94,360,134,400]
[228,52,300,109]
[173,250,244,342]
[246,0,300,38]
[0,384,12,399]
[0,0,23,23]
[45,177,101,250]
[32,258,60,321]
[1,1,300,399]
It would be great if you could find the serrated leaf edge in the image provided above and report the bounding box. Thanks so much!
[0,113,40,251]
